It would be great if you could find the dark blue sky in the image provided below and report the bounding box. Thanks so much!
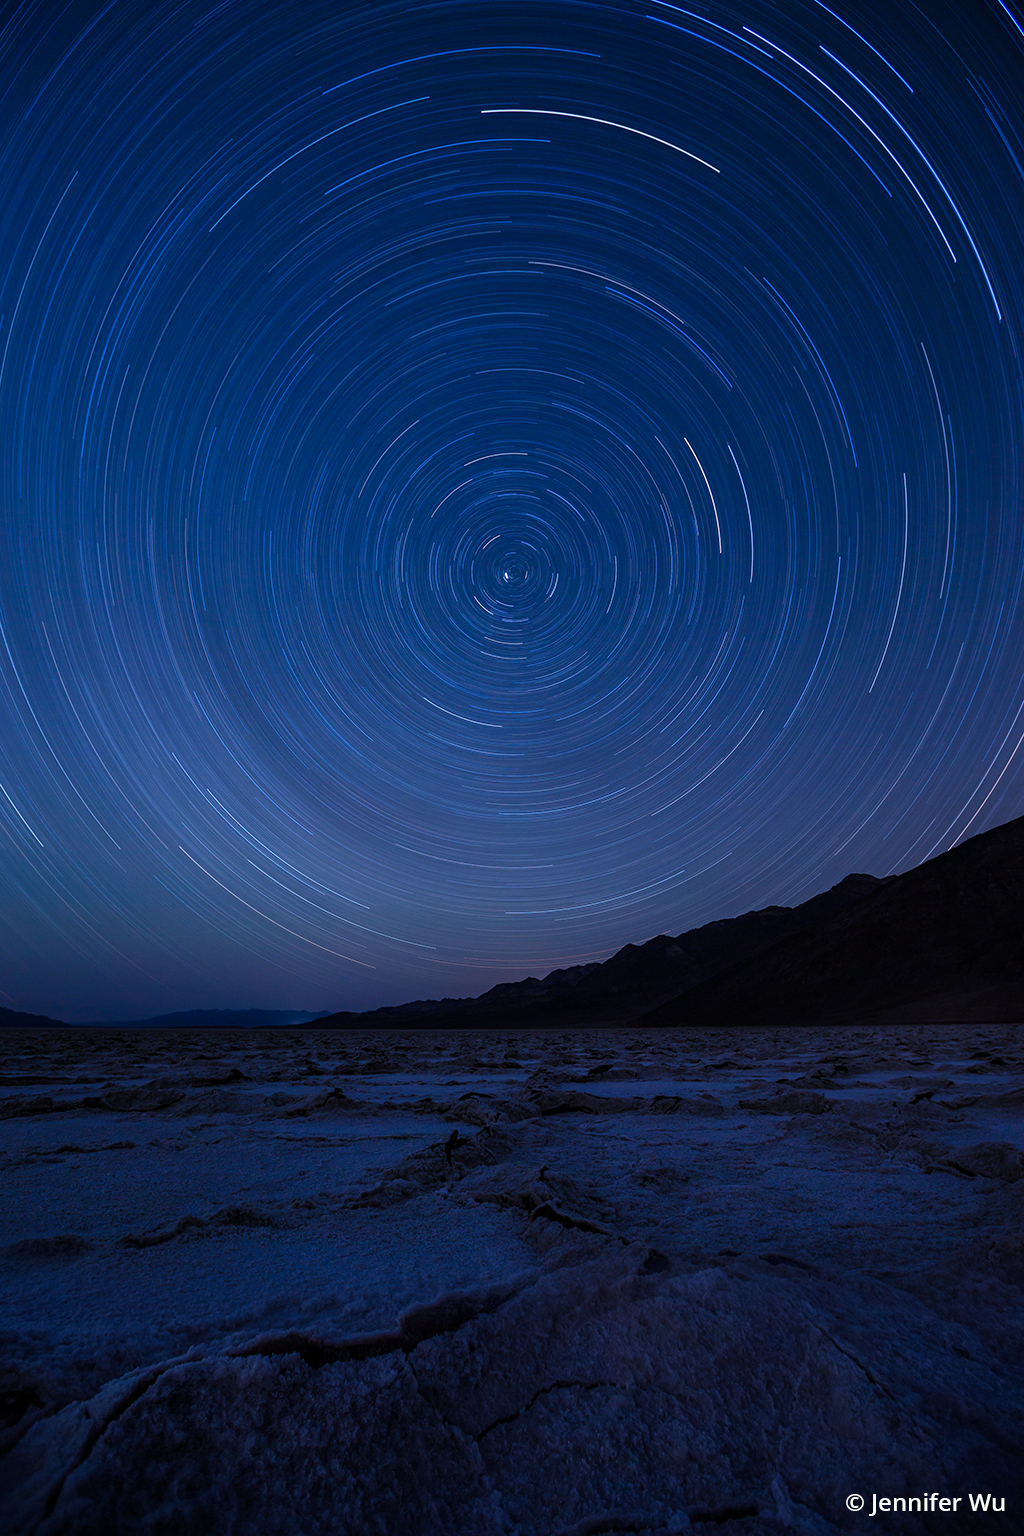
[1,0,1022,1021]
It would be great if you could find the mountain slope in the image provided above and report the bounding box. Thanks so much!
[1,1006,330,1029]
[641,813,1024,1028]
[314,871,889,1030]
[79,1008,332,1029]
[0,1005,67,1028]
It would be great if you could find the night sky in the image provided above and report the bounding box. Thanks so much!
[1,0,1022,1022]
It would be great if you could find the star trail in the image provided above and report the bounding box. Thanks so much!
[1,0,1022,1020]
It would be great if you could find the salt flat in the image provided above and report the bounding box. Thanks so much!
[1,1022,1022,1535]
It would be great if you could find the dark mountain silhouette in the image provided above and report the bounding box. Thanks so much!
[0,1005,66,1028]
[0,1007,331,1029]
[6,813,1020,1032]
[78,1008,332,1029]
[641,812,1024,1029]
[313,871,891,1031]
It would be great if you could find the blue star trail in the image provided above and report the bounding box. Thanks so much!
[0,0,1022,1020]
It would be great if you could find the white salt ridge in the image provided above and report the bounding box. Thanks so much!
[1,1021,1022,1533]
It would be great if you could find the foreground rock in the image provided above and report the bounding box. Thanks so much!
[3,1243,1020,1536]
[3,1021,1022,1535]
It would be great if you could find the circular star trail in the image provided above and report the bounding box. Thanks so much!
[0,0,1022,1017]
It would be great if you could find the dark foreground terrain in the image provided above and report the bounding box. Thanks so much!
[1,1022,1022,1534]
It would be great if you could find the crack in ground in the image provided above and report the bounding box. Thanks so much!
[812,1320,1024,1463]
[688,1505,762,1526]
[477,1378,615,1439]
[813,1325,898,1403]
[550,1500,762,1534]
[39,1359,184,1526]
[403,1354,490,1458]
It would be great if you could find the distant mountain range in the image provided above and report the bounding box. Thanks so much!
[0,1005,68,1029]
[4,812,1021,1031]
[0,1007,331,1030]
[312,812,1022,1031]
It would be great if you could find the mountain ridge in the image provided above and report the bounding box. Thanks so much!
[0,1007,332,1030]
[310,870,891,1030]
[641,811,1024,1028]
[4,812,1020,1030]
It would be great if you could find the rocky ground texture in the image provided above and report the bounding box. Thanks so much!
[1,1022,1022,1534]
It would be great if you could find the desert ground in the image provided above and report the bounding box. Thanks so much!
[2,1022,1022,1534]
